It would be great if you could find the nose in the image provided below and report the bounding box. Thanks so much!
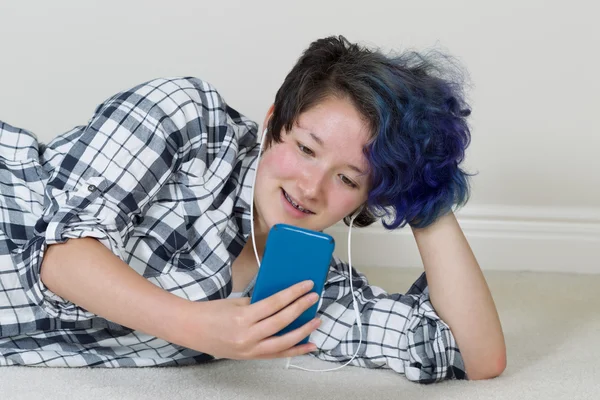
[297,164,326,201]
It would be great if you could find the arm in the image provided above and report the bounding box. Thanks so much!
[40,235,323,360]
[40,237,191,346]
[310,257,467,383]
[411,211,506,380]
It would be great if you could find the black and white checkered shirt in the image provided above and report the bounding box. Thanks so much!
[0,77,466,383]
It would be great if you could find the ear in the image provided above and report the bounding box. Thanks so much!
[349,204,365,219]
[262,104,275,132]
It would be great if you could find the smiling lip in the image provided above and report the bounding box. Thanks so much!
[281,189,314,216]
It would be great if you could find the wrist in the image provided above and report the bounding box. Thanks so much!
[410,211,456,236]
[167,298,207,352]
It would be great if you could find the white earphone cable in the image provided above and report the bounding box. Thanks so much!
[249,128,363,372]
[286,209,363,372]
[249,129,267,269]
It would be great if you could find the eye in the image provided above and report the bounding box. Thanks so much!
[340,175,358,189]
[297,143,314,156]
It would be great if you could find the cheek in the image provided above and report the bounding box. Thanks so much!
[261,144,300,179]
[332,193,362,217]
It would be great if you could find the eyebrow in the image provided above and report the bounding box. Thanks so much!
[306,131,366,176]
[308,132,324,147]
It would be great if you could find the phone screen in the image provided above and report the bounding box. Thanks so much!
[250,223,335,344]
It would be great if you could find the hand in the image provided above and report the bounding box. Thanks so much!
[180,280,322,360]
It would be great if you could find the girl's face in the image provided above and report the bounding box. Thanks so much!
[253,96,371,235]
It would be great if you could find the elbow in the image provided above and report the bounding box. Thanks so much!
[40,239,87,290]
[40,243,62,290]
[465,349,507,381]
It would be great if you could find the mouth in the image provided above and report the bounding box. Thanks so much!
[282,188,314,215]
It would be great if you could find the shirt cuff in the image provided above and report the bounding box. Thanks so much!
[18,176,127,322]
[402,287,468,383]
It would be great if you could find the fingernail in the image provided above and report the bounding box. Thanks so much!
[303,280,314,290]
[309,293,319,303]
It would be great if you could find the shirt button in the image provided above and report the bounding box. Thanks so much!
[88,185,97,192]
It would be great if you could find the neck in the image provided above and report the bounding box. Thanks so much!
[249,201,268,257]
[243,234,266,264]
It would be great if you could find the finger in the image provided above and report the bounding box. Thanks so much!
[252,317,322,357]
[255,342,318,360]
[248,280,314,322]
[251,291,320,339]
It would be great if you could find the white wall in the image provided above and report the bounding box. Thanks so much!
[2,0,598,272]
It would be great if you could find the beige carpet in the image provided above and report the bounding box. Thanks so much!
[1,267,599,400]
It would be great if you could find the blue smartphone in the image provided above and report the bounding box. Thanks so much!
[250,223,335,344]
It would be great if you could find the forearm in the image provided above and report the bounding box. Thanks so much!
[40,237,191,346]
[411,212,506,380]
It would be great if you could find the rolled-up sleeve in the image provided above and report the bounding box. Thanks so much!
[14,77,212,321]
[310,257,467,383]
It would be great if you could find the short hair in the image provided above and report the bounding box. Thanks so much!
[266,35,475,230]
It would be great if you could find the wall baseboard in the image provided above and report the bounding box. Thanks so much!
[325,205,600,275]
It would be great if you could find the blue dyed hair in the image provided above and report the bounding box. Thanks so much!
[267,35,476,230]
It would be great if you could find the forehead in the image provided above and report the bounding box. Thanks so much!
[295,97,371,166]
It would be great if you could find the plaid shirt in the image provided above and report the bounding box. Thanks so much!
[0,77,466,383]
